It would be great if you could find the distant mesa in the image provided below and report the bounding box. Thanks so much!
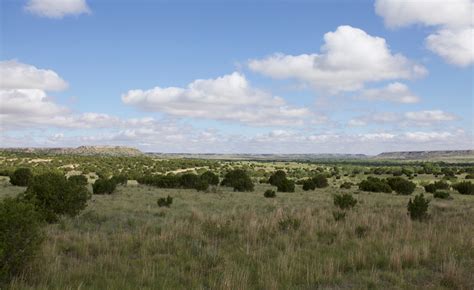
[375,150,474,160]
[0,146,143,156]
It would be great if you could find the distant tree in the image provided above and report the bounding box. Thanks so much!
[9,168,33,186]
[200,171,219,186]
[268,170,287,187]
[334,193,357,210]
[221,169,254,192]
[302,179,316,191]
[277,179,295,192]
[359,177,392,193]
[179,173,200,189]
[264,189,276,198]
[312,174,328,188]
[386,177,416,195]
[194,179,209,191]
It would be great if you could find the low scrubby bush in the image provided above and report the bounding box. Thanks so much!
[278,217,301,231]
[194,179,209,191]
[200,171,219,186]
[407,193,430,221]
[157,196,173,207]
[452,181,474,195]
[334,193,357,210]
[0,198,44,285]
[9,168,33,186]
[68,175,88,186]
[340,182,353,189]
[433,191,450,199]
[221,169,254,192]
[359,177,392,193]
[264,189,276,198]
[24,172,90,223]
[268,170,287,187]
[302,179,316,191]
[387,177,416,195]
[93,178,117,195]
[277,178,295,192]
[424,180,450,193]
[312,174,328,188]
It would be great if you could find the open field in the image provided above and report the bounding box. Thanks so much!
[1,152,474,289]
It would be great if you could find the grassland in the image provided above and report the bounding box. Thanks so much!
[1,169,473,289]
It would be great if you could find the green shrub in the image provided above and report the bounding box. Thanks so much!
[0,198,44,284]
[452,181,474,195]
[157,196,173,207]
[24,172,91,223]
[359,177,392,193]
[221,169,254,192]
[465,174,474,179]
[407,194,430,221]
[334,193,357,210]
[424,183,437,193]
[302,179,316,191]
[194,179,209,191]
[93,178,117,195]
[340,182,353,189]
[179,173,199,189]
[433,191,450,199]
[277,178,295,192]
[268,170,287,187]
[68,175,88,186]
[9,168,33,186]
[264,189,276,198]
[200,171,219,185]
[312,174,328,188]
[387,177,416,195]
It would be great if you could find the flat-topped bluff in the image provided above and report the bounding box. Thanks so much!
[376,150,474,160]
[0,146,143,156]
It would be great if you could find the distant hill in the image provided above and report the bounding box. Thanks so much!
[375,150,474,161]
[147,153,368,161]
[0,146,143,157]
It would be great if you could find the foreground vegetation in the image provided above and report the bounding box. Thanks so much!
[0,152,473,289]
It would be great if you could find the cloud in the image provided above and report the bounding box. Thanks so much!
[25,0,91,18]
[404,110,457,123]
[356,82,420,103]
[348,110,458,127]
[0,60,68,91]
[248,25,426,93]
[122,72,318,127]
[375,0,474,66]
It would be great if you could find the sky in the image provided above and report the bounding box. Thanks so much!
[0,0,473,154]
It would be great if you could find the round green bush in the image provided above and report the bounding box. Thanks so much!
[264,189,276,198]
[433,191,450,199]
[24,172,91,223]
[68,175,88,186]
[359,177,392,193]
[93,178,117,195]
[200,171,219,186]
[0,198,44,284]
[277,179,295,192]
[453,181,474,195]
[221,169,254,192]
[302,179,316,191]
[407,193,430,221]
[9,168,33,186]
[387,177,416,195]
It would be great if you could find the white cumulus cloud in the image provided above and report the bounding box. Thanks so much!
[375,0,474,67]
[248,25,426,93]
[25,0,91,19]
[122,72,317,127]
[356,82,420,103]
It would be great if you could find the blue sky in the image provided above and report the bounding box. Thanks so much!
[1,0,473,154]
